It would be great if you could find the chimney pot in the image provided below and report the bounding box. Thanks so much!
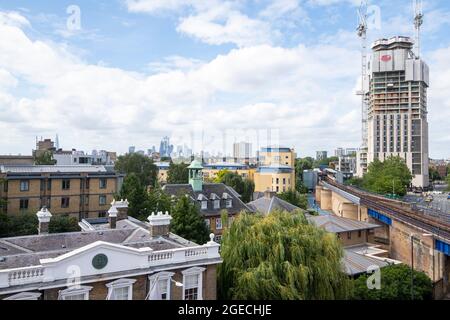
[108,206,118,229]
[147,212,172,237]
[36,207,52,235]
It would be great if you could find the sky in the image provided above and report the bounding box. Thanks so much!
[0,0,449,158]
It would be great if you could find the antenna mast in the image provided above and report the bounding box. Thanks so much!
[414,0,423,58]
[357,1,369,157]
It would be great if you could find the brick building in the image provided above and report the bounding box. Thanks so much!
[0,201,221,300]
[0,165,124,220]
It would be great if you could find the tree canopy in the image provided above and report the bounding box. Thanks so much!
[34,151,56,165]
[167,162,189,184]
[218,211,352,300]
[352,264,432,300]
[114,153,157,187]
[362,156,412,196]
[278,190,308,209]
[214,170,254,203]
[170,195,210,244]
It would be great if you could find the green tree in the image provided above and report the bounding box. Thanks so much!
[362,156,412,196]
[215,171,254,203]
[34,151,56,165]
[49,215,80,233]
[278,190,308,209]
[295,158,314,181]
[115,153,158,187]
[429,167,441,182]
[0,212,38,237]
[147,187,172,214]
[167,162,189,184]
[352,264,432,300]
[218,211,352,300]
[118,173,151,220]
[170,196,210,244]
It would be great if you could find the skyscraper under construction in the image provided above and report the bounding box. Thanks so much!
[366,36,429,187]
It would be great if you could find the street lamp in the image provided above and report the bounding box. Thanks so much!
[410,233,433,300]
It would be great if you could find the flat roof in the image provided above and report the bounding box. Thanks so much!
[0,165,108,174]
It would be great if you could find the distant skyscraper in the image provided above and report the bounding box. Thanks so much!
[159,136,173,158]
[128,146,136,154]
[55,134,60,150]
[233,142,252,159]
[335,148,345,157]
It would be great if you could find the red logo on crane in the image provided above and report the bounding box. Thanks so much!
[381,55,392,62]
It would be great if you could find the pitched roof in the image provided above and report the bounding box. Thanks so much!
[343,244,399,276]
[162,183,254,216]
[306,215,381,233]
[0,217,196,270]
[247,196,301,215]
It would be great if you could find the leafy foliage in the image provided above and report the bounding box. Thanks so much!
[167,162,189,184]
[48,215,80,233]
[428,166,441,182]
[170,196,210,244]
[278,190,308,209]
[218,211,352,300]
[214,170,255,203]
[352,264,432,300]
[115,153,157,187]
[34,151,56,165]
[362,156,412,196]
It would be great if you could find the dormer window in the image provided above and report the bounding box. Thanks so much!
[201,201,208,210]
[213,200,220,209]
[226,199,232,208]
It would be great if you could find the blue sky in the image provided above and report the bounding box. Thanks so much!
[0,0,450,158]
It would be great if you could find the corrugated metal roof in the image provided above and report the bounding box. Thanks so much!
[307,215,381,233]
[343,247,394,276]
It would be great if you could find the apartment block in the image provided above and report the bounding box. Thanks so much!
[0,165,124,220]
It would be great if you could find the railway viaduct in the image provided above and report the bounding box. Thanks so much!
[316,178,450,298]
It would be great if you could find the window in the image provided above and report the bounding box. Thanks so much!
[19,199,29,210]
[99,178,107,189]
[47,180,52,191]
[215,218,222,230]
[99,195,107,206]
[347,232,352,240]
[59,286,92,300]
[358,230,362,238]
[148,272,174,300]
[205,219,210,228]
[226,199,232,208]
[20,180,29,192]
[86,179,90,189]
[213,199,220,209]
[283,178,286,185]
[40,180,45,191]
[61,197,70,208]
[214,235,222,242]
[182,267,205,300]
[99,211,107,218]
[62,179,70,190]
[201,201,208,210]
[106,279,136,300]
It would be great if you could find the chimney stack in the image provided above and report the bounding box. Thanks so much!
[108,205,118,229]
[111,199,129,221]
[147,211,172,237]
[264,190,276,199]
[36,207,52,235]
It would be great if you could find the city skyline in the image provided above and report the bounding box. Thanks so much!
[1,1,450,158]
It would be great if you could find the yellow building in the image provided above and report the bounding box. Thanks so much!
[258,147,296,167]
[202,162,255,181]
[0,165,124,220]
[155,162,170,183]
[254,147,296,194]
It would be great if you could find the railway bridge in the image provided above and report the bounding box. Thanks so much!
[316,177,450,298]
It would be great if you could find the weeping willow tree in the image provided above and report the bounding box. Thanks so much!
[218,210,352,300]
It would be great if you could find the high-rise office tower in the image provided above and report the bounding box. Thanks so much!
[366,36,429,187]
